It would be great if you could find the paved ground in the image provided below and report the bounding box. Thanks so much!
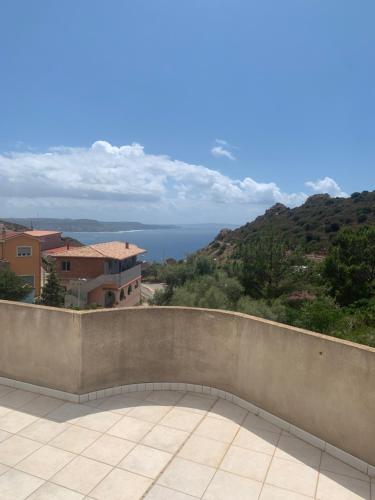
[141,283,166,302]
[0,384,372,499]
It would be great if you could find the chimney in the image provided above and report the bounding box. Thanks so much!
[67,242,70,250]
[125,242,129,249]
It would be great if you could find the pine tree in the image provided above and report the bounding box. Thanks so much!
[41,266,65,307]
[0,268,31,301]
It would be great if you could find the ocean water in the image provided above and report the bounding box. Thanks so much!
[64,226,223,262]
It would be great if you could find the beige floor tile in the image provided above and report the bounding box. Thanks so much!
[0,469,44,500]
[176,393,216,415]
[75,409,122,432]
[27,481,84,499]
[260,484,314,499]
[0,464,9,476]
[96,394,140,414]
[18,395,64,417]
[320,452,370,482]
[275,434,321,467]
[316,471,371,500]
[108,415,154,442]
[158,457,215,497]
[90,468,152,500]
[145,484,200,499]
[0,430,11,443]
[127,404,172,424]
[203,470,262,500]
[19,418,68,443]
[50,425,100,454]
[220,445,271,482]
[142,425,189,453]
[160,408,203,432]
[0,389,38,409]
[52,455,112,495]
[82,434,135,465]
[233,427,280,455]
[0,434,42,466]
[209,399,248,424]
[0,406,12,418]
[243,413,282,434]
[47,402,93,423]
[146,391,185,405]
[194,416,239,443]
[119,444,172,479]
[266,457,318,497]
[0,409,38,433]
[178,434,229,467]
[15,444,75,479]
[0,386,15,398]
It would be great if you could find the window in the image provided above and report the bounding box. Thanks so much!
[17,246,32,257]
[134,280,139,288]
[128,284,132,295]
[62,260,71,272]
[120,288,125,301]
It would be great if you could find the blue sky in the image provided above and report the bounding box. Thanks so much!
[0,1,374,223]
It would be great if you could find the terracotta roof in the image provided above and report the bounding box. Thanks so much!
[45,241,146,260]
[1,230,36,240]
[24,230,61,237]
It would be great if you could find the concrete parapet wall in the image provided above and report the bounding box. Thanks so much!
[0,300,374,466]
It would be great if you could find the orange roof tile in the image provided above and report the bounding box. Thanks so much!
[45,241,146,260]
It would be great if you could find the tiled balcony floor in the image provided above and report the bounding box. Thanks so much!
[0,385,372,499]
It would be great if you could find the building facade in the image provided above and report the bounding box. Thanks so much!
[0,227,41,301]
[45,241,145,308]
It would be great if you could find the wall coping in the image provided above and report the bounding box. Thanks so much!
[1,299,374,353]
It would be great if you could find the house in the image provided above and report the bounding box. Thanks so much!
[0,225,41,301]
[45,241,146,308]
[24,230,65,251]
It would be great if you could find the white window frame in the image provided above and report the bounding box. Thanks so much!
[16,246,32,257]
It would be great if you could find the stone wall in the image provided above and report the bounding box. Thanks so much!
[0,300,374,465]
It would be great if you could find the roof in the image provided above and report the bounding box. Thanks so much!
[24,230,62,237]
[0,230,36,241]
[45,241,146,260]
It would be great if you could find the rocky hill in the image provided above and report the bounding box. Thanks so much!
[200,190,375,260]
[0,219,28,232]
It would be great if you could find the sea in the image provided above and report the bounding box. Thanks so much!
[64,225,236,262]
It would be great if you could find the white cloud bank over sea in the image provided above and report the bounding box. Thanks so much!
[0,141,347,224]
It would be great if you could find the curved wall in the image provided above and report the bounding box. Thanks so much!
[0,301,374,466]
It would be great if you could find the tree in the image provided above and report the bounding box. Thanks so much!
[0,268,31,301]
[323,227,375,305]
[40,266,65,307]
[239,228,289,299]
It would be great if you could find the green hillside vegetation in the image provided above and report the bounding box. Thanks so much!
[144,194,375,348]
[200,190,375,262]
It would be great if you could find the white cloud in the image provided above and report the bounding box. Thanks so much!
[211,146,236,160]
[211,138,236,160]
[305,177,348,197]
[0,140,346,222]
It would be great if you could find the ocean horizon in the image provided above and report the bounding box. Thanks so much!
[64,225,234,262]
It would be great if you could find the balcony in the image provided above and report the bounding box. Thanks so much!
[0,301,374,498]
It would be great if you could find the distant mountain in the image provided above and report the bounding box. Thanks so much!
[5,218,178,232]
[0,219,28,232]
[199,190,375,260]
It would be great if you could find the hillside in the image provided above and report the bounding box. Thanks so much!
[5,218,178,232]
[0,219,28,232]
[200,190,375,260]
